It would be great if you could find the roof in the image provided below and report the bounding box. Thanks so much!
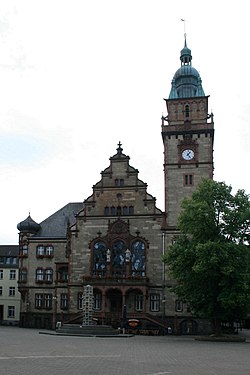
[0,245,19,257]
[32,202,83,238]
[169,38,205,99]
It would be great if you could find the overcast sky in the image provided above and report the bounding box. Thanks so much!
[0,0,249,244]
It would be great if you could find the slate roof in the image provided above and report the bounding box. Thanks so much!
[32,202,83,239]
[0,245,19,256]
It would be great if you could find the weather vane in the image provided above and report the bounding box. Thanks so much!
[181,18,187,38]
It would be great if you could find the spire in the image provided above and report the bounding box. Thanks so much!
[168,37,205,99]
[180,35,192,66]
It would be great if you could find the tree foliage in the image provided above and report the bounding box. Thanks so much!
[164,179,250,332]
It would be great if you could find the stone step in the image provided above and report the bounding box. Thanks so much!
[56,324,119,336]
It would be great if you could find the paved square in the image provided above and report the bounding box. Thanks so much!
[0,326,249,375]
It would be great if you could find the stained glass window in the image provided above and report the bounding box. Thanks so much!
[131,240,145,277]
[93,241,107,276]
[111,240,126,276]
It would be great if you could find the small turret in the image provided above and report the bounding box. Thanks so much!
[17,214,40,234]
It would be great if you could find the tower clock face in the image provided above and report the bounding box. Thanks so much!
[182,149,194,160]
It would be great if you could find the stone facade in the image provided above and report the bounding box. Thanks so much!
[17,39,214,335]
[0,245,20,325]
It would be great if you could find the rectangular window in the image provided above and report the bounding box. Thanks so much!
[150,294,160,312]
[0,286,2,296]
[44,294,52,309]
[6,257,11,264]
[45,268,53,283]
[60,294,68,310]
[57,267,68,282]
[20,245,28,256]
[8,306,15,318]
[36,268,44,282]
[93,293,102,310]
[35,294,43,309]
[19,268,27,283]
[135,294,143,311]
[0,269,3,279]
[9,287,15,296]
[37,245,45,257]
[78,293,83,310]
[184,174,194,186]
[45,245,54,256]
[10,270,16,280]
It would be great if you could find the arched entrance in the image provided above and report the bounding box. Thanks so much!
[106,289,123,327]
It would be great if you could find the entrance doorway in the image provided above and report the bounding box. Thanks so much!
[106,289,122,327]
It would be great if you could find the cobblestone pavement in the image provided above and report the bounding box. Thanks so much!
[0,326,250,375]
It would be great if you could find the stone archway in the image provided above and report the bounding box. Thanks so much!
[105,289,123,327]
[106,289,122,313]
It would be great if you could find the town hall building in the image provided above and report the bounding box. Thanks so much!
[17,38,214,334]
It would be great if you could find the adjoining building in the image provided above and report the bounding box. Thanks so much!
[17,38,214,334]
[0,245,20,325]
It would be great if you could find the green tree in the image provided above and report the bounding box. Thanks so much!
[164,179,250,335]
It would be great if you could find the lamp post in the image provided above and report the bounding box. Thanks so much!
[52,293,57,330]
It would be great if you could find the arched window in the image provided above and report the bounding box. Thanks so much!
[131,240,146,277]
[104,206,109,215]
[111,240,126,276]
[111,206,116,215]
[93,241,107,276]
[185,104,190,117]
[123,206,128,215]
[129,206,134,214]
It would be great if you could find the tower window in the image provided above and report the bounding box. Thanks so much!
[184,174,193,186]
[185,104,190,117]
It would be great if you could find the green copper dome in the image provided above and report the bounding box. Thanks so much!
[169,37,205,99]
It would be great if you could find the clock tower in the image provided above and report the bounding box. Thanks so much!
[162,37,214,227]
